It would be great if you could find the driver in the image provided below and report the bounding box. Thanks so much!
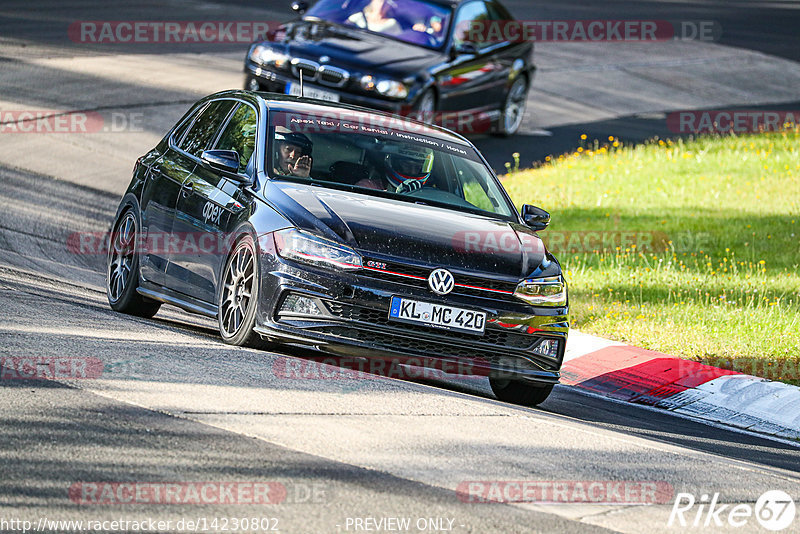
[385,146,434,193]
[273,126,313,177]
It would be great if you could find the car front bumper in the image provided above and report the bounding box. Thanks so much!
[254,251,568,385]
[245,62,411,114]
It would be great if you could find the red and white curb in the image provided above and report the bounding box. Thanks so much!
[563,331,800,441]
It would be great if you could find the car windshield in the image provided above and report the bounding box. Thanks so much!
[305,0,452,49]
[268,110,517,220]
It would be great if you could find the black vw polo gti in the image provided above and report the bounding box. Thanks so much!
[244,0,534,135]
[107,90,567,406]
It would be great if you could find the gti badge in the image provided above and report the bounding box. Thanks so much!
[428,268,454,295]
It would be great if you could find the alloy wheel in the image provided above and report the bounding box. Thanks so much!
[502,77,527,135]
[220,241,255,337]
[108,212,136,303]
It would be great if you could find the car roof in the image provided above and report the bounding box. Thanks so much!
[208,90,473,146]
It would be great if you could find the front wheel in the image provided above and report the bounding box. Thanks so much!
[106,208,161,318]
[489,377,553,406]
[494,76,528,137]
[218,234,267,348]
[410,89,436,123]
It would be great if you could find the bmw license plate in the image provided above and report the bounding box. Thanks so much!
[285,82,340,102]
[388,296,486,335]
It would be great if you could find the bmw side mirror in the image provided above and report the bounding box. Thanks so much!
[451,42,478,58]
[291,1,308,14]
[522,204,550,231]
[201,150,241,175]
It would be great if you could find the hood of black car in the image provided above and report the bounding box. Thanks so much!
[272,20,442,76]
[268,181,549,280]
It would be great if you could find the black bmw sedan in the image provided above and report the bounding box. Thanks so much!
[244,0,534,135]
[107,90,567,406]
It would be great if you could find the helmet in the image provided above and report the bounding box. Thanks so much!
[274,126,313,156]
[384,145,434,190]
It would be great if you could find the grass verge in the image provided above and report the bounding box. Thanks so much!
[503,131,800,383]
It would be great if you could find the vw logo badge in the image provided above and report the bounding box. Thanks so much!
[428,268,455,295]
[319,55,330,63]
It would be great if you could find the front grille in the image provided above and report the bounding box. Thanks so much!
[318,65,349,88]
[361,257,519,302]
[324,302,536,349]
[288,58,351,88]
[308,326,550,372]
[290,58,319,81]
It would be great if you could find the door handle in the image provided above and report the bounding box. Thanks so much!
[181,181,194,197]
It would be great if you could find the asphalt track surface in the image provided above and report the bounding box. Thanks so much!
[2,1,800,533]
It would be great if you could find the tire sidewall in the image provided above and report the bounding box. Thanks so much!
[218,232,261,345]
[107,198,142,310]
[500,75,528,136]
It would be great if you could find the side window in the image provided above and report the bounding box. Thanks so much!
[180,100,236,158]
[171,104,206,146]
[452,1,491,50]
[213,103,258,174]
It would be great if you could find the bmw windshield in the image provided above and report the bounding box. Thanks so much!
[267,109,518,220]
[305,0,452,49]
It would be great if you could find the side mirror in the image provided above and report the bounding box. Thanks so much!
[451,41,478,58]
[291,1,308,14]
[201,150,241,175]
[521,204,550,231]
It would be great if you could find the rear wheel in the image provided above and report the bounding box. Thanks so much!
[489,377,553,406]
[106,208,161,318]
[218,234,266,348]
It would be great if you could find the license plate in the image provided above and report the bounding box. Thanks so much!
[388,296,486,335]
[285,82,340,102]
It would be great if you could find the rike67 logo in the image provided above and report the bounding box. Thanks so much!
[668,490,796,531]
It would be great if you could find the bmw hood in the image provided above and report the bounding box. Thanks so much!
[268,181,550,279]
[269,20,442,77]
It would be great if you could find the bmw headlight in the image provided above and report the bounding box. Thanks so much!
[250,45,289,69]
[273,228,362,270]
[360,76,408,99]
[514,275,567,306]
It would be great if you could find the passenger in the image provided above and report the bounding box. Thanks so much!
[347,0,402,35]
[273,126,313,178]
[412,15,444,38]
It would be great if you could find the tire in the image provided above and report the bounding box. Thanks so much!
[494,75,528,137]
[411,89,436,123]
[489,377,553,406]
[106,207,161,318]
[218,234,267,348]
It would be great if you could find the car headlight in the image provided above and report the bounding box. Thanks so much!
[273,228,362,270]
[360,76,408,99]
[250,45,288,69]
[514,275,567,306]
